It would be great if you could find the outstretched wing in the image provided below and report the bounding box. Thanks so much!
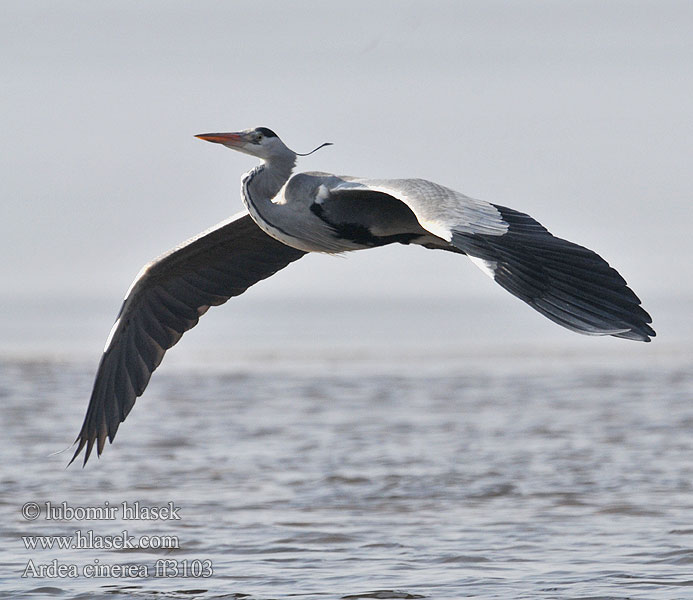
[316,176,654,342]
[71,212,306,465]
[450,204,655,341]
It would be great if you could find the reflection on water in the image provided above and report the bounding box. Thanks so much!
[1,295,692,598]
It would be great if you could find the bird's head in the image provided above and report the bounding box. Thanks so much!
[195,127,292,161]
[196,127,332,162]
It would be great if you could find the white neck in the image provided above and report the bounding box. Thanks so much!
[242,154,295,215]
[242,156,296,203]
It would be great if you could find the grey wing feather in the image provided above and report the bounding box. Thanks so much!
[318,176,654,342]
[328,176,509,239]
[70,212,305,465]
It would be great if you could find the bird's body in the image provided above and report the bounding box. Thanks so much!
[70,127,654,465]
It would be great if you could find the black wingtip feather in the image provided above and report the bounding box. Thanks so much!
[451,204,655,342]
[68,437,86,467]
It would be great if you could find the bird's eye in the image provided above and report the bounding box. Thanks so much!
[253,133,263,143]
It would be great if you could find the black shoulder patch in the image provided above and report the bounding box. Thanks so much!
[255,127,278,138]
[310,202,420,247]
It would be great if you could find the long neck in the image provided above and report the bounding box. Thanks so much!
[241,154,296,223]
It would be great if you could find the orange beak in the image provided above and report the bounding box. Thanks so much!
[194,132,247,146]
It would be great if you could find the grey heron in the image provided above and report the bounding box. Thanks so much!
[70,126,654,465]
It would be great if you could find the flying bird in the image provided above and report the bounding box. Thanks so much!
[70,126,654,465]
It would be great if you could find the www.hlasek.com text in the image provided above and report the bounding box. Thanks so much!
[23,529,179,551]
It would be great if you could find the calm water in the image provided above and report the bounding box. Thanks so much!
[1,296,692,599]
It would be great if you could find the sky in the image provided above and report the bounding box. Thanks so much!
[2,1,692,356]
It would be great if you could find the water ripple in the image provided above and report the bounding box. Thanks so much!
[2,360,692,599]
